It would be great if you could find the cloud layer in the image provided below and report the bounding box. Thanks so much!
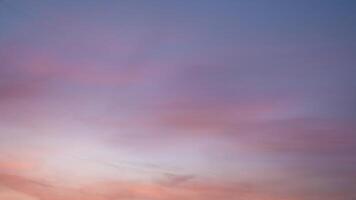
[0,0,355,199]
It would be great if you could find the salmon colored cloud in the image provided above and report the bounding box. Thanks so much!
[0,173,301,200]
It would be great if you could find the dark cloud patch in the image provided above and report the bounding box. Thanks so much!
[158,173,195,187]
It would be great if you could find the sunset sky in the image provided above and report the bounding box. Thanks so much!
[0,0,356,199]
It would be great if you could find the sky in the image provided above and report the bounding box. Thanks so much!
[0,0,355,199]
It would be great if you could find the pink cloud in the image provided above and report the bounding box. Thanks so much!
[0,173,301,200]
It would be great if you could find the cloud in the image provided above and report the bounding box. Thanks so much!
[158,173,195,187]
[0,80,41,102]
[0,172,298,200]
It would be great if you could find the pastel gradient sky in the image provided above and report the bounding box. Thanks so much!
[0,0,355,199]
